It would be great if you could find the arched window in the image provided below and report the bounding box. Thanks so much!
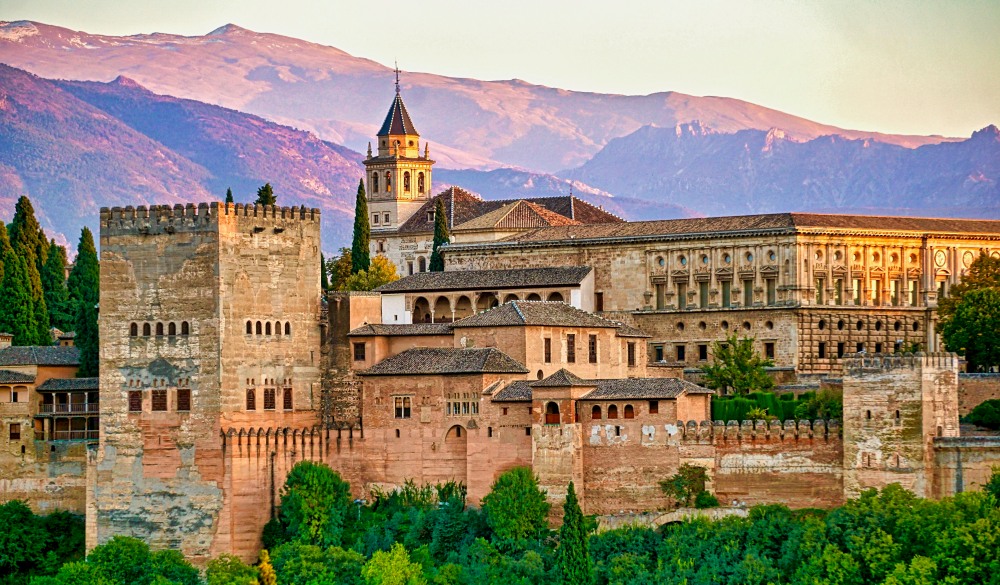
[418,172,425,194]
[181,321,189,336]
[285,322,291,336]
[545,402,560,424]
[168,322,176,336]
[274,321,281,336]
[265,322,272,335]
[256,321,262,335]
[372,173,379,193]
[130,323,138,337]
[592,405,602,420]
[624,404,635,419]
[246,389,256,411]
[246,321,252,335]
[155,323,164,336]
[403,171,411,192]
[385,171,391,192]
[608,405,619,419]
[143,323,151,336]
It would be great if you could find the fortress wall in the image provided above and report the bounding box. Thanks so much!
[932,437,1000,499]
[958,373,1000,415]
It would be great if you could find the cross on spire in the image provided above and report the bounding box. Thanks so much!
[394,61,401,94]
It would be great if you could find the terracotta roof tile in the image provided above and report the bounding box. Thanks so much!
[347,323,454,337]
[451,301,620,329]
[0,369,34,384]
[360,347,528,376]
[0,346,79,367]
[36,377,99,391]
[376,266,592,293]
[492,380,533,402]
[531,369,589,387]
[582,378,714,400]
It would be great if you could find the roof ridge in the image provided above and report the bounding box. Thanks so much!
[510,300,526,323]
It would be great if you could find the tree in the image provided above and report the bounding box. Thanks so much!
[361,543,426,585]
[352,179,371,274]
[75,294,99,377]
[967,399,1000,430]
[67,227,100,309]
[429,197,449,272]
[556,482,591,585]
[320,253,330,290]
[225,187,234,204]
[659,463,709,508]
[279,461,354,548]
[42,240,73,331]
[327,248,353,291]
[0,234,39,346]
[257,549,277,585]
[701,333,774,394]
[938,252,1000,321]
[0,500,46,577]
[481,467,550,552]
[206,554,258,585]
[255,183,277,206]
[9,196,50,343]
[85,536,155,585]
[940,288,1000,372]
[340,255,399,292]
[985,467,1000,504]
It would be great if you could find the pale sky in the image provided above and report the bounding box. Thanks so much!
[3,0,999,138]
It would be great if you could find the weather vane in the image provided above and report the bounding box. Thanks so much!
[394,60,401,94]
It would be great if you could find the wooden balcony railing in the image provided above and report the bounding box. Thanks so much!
[38,403,99,414]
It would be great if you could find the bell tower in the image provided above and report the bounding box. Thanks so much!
[364,66,434,234]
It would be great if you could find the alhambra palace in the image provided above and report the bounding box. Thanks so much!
[3,85,1000,562]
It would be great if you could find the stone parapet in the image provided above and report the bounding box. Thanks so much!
[99,202,320,235]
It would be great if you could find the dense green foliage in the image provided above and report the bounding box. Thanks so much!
[352,179,371,274]
[967,399,1000,430]
[429,197,449,272]
[41,240,73,331]
[340,256,400,292]
[32,536,199,585]
[9,196,51,344]
[320,253,330,290]
[224,187,234,204]
[255,182,277,206]
[701,334,774,394]
[326,247,353,291]
[711,389,843,422]
[659,464,712,508]
[67,227,100,375]
[556,482,591,584]
[482,466,551,553]
[0,229,40,346]
[204,554,256,585]
[0,501,84,585]
[939,252,1000,372]
[276,461,355,549]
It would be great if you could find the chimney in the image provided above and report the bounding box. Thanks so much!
[0,332,12,349]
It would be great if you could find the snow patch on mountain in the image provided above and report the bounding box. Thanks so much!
[0,21,39,41]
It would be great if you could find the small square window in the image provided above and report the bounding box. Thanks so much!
[648,400,659,414]
[698,344,708,361]
[372,213,380,225]
[525,427,531,436]
[654,345,664,362]
[502,407,508,416]
[676,345,685,362]
[353,342,366,361]
[394,396,412,419]
[176,388,191,412]
[383,213,390,224]
[9,423,21,440]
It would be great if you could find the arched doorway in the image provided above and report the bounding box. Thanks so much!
[441,425,468,484]
[433,296,452,323]
[545,402,561,425]
[412,297,432,323]
[547,292,564,302]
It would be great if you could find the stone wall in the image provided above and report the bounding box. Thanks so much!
[932,437,1000,498]
[958,374,1000,415]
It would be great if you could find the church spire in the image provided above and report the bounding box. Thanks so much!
[395,60,401,94]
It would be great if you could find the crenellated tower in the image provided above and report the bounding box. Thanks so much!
[364,67,434,236]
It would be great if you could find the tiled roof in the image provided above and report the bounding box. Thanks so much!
[455,212,1000,246]
[0,369,34,384]
[375,266,592,293]
[348,323,453,337]
[0,346,79,367]
[378,92,419,136]
[492,380,533,402]
[582,378,714,400]
[614,323,651,338]
[36,377,99,391]
[360,347,528,376]
[396,188,622,235]
[531,369,589,387]
[453,200,582,232]
[451,301,620,329]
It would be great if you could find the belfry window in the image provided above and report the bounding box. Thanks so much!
[385,171,392,192]
[403,171,411,192]
[372,173,379,193]
[418,172,425,194]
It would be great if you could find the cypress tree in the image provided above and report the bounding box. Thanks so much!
[9,196,50,343]
[68,227,100,309]
[75,298,99,377]
[351,179,370,274]
[42,239,73,331]
[429,197,449,272]
[255,183,276,206]
[0,224,39,346]
[225,187,234,204]
[557,481,591,585]
[320,253,330,290]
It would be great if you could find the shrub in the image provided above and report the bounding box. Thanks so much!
[967,399,1000,430]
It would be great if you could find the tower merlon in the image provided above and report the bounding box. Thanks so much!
[100,202,321,234]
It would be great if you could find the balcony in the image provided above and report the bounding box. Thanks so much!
[50,430,99,441]
[38,403,99,415]
[0,402,30,415]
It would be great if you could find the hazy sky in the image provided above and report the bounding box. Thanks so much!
[3,0,999,138]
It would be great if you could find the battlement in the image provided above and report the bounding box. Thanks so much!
[842,352,959,376]
[99,202,321,235]
[672,418,841,443]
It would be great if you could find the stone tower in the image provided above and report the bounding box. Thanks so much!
[842,352,960,499]
[92,203,322,560]
[364,70,434,235]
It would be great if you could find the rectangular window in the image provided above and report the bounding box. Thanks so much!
[648,400,659,414]
[176,388,191,412]
[743,279,754,307]
[627,342,636,367]
[875,342,883,354]
[677,283,687,309]
[837,342,846,358]
[129,391,142,412]
[765,342,775,359]
[353,342,366,361]
[834,278,844,305]
[766,278,777,305]
[655,284,666,310]
[246,389,256,411]
[698,344,708,361]
[870,279,881,306]
[588,334,598,364]
[151,389,167,412]
[699,281,709,308]
[676,345,686,362]
[654,345,664,362]
[544,338,552,363]
[283,388,293,410]
[264,388,276,410]
[853,279,862,305]
[818,342,827,358]
[9,423,20,440]
[372,213,380,225]
[857,342,865,354]
[721,280,731,308]
[525,427,532,436]
[383,213,390,224]
[566,334,576,363]
[937,280,947,299]
[815,278,825,304]
[595,292,605,312]
[891,280,901,306]
[502,407,508,416]
[394,396,412,419]
[909,281,919,306]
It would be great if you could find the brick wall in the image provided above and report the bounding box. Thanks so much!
[958,374,1000,415]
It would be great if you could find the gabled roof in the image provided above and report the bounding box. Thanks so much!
[614,323,651,338]
[453,200,581,232]
[360,347,528,376]
[0,369,34,384]
[378,92,419,136]
[348,323,453,337]
[375,266,592,293]
[492,380,533,402]
[36,377,99,391]
[0,346,79,367]
[396,188,622,235]
[451,301,620,329]
[582,378,714,400]
[531,368,589,388]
